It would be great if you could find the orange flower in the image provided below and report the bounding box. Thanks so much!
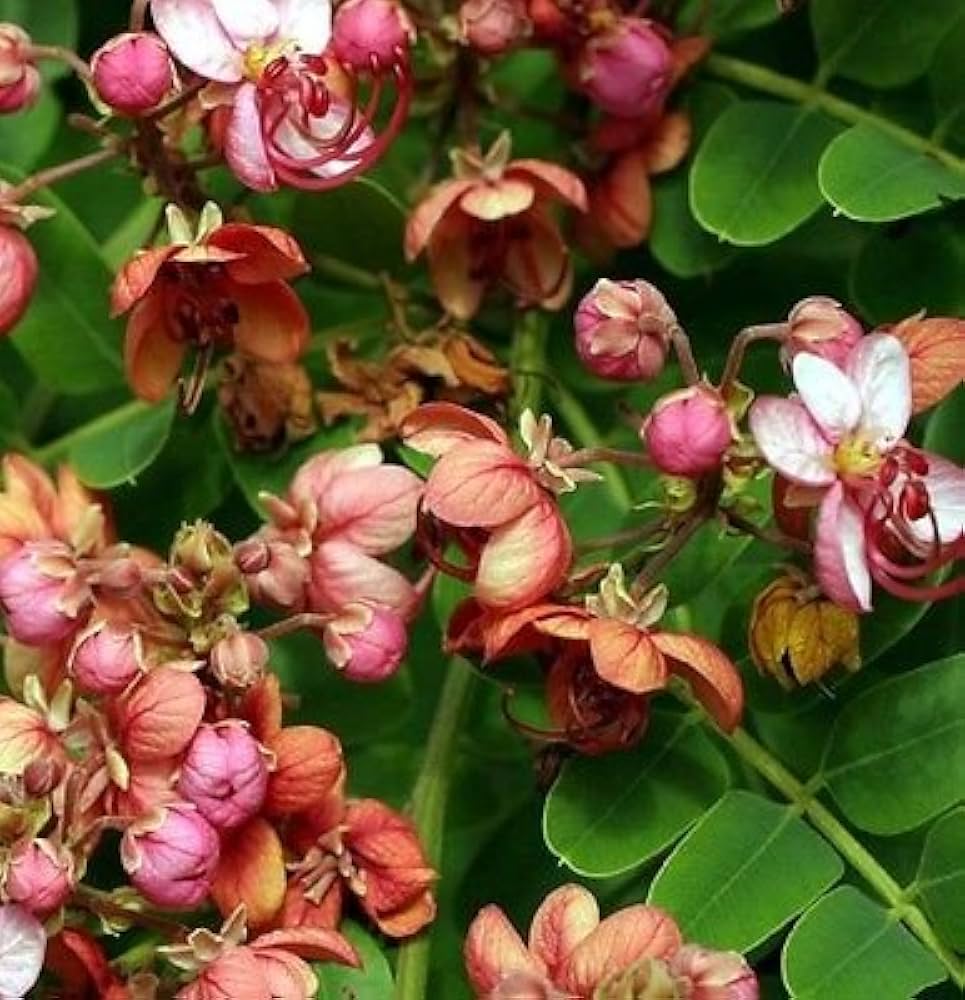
[111,203,310,409]
[404,132,586,318]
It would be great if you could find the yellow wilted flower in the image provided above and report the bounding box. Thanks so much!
[749,571,860,689]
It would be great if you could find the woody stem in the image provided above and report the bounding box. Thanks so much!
[671,325,700,384]
[0,148,121,205]
[72,885,188,940]
[719,322,787,392]
[257,613,335,640]
[25,44,91,81]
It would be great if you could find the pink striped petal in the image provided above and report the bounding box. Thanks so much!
[464,905,546,994]
[307,541,417,617]
[528,885,599,980]
[749,398,835,486]
[814,482,872,613]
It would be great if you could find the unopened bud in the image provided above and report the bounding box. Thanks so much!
[209,629,269,689]
[22,757,64,798]
[0,542,87,646]
[235,537,308,611]
[575,278,675,382]
[332,0,415,71]
[3,838,74,916]
[322,601,407,683]
[91,32,174,116]
[458,0,530,55]
[784,296,863,368]
[69,621,143,695]
[642,385,733,478]
[0,24,40,114]
[0,227,37,335]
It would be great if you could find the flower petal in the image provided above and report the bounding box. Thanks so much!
[306,540,418,617]
[483,603,589,662]
[528,884,599,981]
[212,224,308,283]
[0,701,52,775]
[254,927,359,967]
[464,905,545,994]
[124,295,186,403]
[459,178,535,221]
[642,111,691,174]
[749,397,834,486]
[918,452,965,546]
[273,0,333,52]
[814,482,872,613]
[211,818,287,929]
[508,160,588,210]
[650,632,744,732]
[476,500,571,611]
[0,904,46,999]
[212,0,279,44]
[232,281,309,363]
[792,352,862,441]
[152,0,245,81]
[110,247,178,316]
[400,401,509,456]
[503,207,571,309]
[425,211,486,321]
[265,725,344,816]
[404,180,476,261]
[225,83,277,192]
[847,332,912,449]
[891,315,965,414]
[588,619,668,694]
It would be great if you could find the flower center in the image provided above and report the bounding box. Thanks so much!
[833,435,882,478]
[243,41,291,81]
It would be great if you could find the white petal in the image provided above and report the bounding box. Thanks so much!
[0,905,45,999]
[814,483,872,612]
[273,0,332,52]
[847,333,912,449]
[151,0,245,82]
[225,84,277,192]
[749,397,835,486]
[213,0,280,44]
[915,453,965,547]
[792,352,861,441]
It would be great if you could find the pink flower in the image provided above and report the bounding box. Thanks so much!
[576,17,672,120]
[643,385,734,478]
[458,0,531,55]
[91,32,175,116]
[0,24,40,114]
[403,403,580,611]
[121,802,220,908]
[322,601,407,682]
[750,333,965,611]
[68,620,143,695]
[152,0,411,192]
[783,296,863,369]
[670,945,759,1000]
[0,904,45,999]
[235,537,309,612]
[2,838,74,917]
[332,0,415,71]
[574,278,676,382]
[178,722,270,831]
[0,226,37,335]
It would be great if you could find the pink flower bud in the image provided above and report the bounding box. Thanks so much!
[121,802,219,909]
[22,756,65,797]
[236,538,308,611]
[332,0,415,71]
[177,722,269,831]
[3,838,74,916]
[69,621,142,695]
[459,0,530,55]
[0,227,37,335]
[209,629,269,689]
[0,542,85,646]
[643,385,733,478]
[575,278,676,381]
[91,32,173,116]
[322,602,407,683]
[577,17,672,120]
[0,24,40,115]
[784,296,863,369]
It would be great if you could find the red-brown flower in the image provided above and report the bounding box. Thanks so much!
[404,133,586,319]
[110,203,310,409]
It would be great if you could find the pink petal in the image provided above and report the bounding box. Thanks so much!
[273,0,333,52]
[560,905,682,996]
[476,500,571,611]
[847,333,912,449]
[0,904,46,998]
[459,178,535,221]
[464,905,545,994]
[814,482,872,612]
[425,212,486,321]
[792,353,861,441]
[909,452,965,548]
[291,445,384,507]
[749,398,835,487]
[424,440,541,529]
[404,180,476,261]
[306,541,417,617]
[508,160,588,211]
[528,885,599,981]
[226,84,277,192]
[151,0,245,81]
[401,402,509,457]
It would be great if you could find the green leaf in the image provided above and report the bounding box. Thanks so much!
[810,0,962,88]
[648,790,843,952]
[0,168,124,394]
[931,14,965,126]
[102,198,165,270]
[315,921,394,999]
[542,711,730,877]
[679,0,779,38]
[916,807,965,951]
[59,399,176,489]
[690,102,839,246]
[781,886,946,999]
[818,125,965,223]
[823,654,965,835]
[0,0,78,79]
[0,90,60,170]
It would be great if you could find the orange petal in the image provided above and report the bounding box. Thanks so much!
[509,160,588,211]
[278,878,344,931]
[211,817,287,929]
[670,34,711,86]
[528,885,599,981]
[0,700,56,775]
[561,905,682,996]
[371,890,437,938]
[210,224,309,283]
[110,247,178,316]
[588,619,668,694]
[426,212,486,321]
[232,281,309,364]
[459,177,535,221]
[591,152,652,249]
[265,726,344,816]
[890,315,965,413]
[643,111,692,174]
[502,207,571,310]
[404,179,476,260]
[123,295,186,403]
[651,632,745,732]
[251,949,317,998]
[118,666,205,762]
[464,904,546,994]
[240,674,283,744]
[483,603,589,662]
[254,927,359,967]
[400,401,509,456]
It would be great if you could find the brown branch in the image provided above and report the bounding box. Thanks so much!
[0,148,121,204]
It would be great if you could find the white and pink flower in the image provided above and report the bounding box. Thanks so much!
[751,333,965,612]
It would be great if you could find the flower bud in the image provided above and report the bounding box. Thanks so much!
[69,621,143,695]
[0,542,85,646]
[0,227,37,335]
[0,24,40,114]
[575,278,675,382]
[209,629,269,689]
[235,537,308,611]
[91,32,173,116]
[121,802,219,908]
[749,573,860,689]
[22,756,64,798]
[577,18,672,120]
[322,602,407,683]
[178,722,269,831]
[332,0,415,71]
[458,0,530,55]
[784,296,863,368]
[2,838,74,916]
[642,386,733,478]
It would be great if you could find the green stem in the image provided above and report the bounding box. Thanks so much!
[720,724,965,986]
[313,253,384,291]
[552,384,633,512]
[509,309,549,421]
[31,399,152,465]
[705,53,965,175]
